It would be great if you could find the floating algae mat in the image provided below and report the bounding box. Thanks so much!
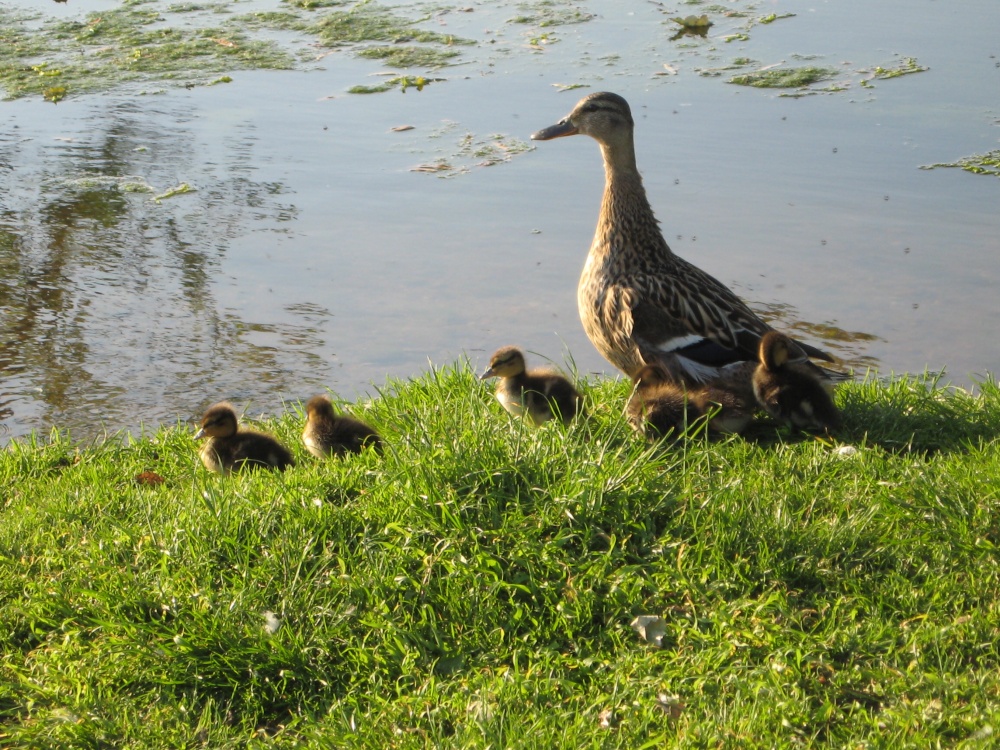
[921,149,1000,178]
[728,66,839,89]
[0,0,472,101]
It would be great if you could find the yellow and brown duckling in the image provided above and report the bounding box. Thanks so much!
[195,402,294,474]
[752,331,842,433]
[480,345,583,426]
[302,394,383,458]
[626,362,756,439]
[531,91,840,388]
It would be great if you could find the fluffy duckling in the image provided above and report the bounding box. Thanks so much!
[302,395,383,458]
[531,91,840,388]
[752,331,842,432]
[195,402,294,474]
[480,345,583,426]
[627,362,756,439]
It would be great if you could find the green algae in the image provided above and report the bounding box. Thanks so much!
[870,56,927,79]
[0,0,472,101]
[671,14,712,30]
[756,12,794,24]
[42,85,67,103]
[308,9,459,46]
[0,4,294,100]
[698,57,757,77]
[921,150,1000,178]
[860,56,928,87]
[729,66,839,88]
[153,182,195,202]
[348,83,392,94]
[0,0,932,105]
[61,175,156,194]
[283,0,347,8]
[510,1,593,28]
[348,74,443,94]
[357,45,459,69]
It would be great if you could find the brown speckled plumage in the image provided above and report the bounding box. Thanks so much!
[302,395,383,458]
[480,346,582,426]
[532,91,837,385]
[626,362,757,439]
[752,332,841,432]
[195,402,294,474]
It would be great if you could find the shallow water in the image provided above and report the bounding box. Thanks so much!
[1,0,998,443]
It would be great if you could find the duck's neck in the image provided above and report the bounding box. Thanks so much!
[594,137,673,260]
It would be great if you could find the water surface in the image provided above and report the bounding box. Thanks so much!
[1,0,998,442]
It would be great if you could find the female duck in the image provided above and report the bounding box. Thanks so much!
[752,331,842,432]
[531,91,837,386]
[626,362,756,438]
[302,394,383,458]
[195,402,294,474]
[480,346,583,426]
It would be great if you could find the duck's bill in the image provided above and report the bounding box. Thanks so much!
[194,428,206,439]
[531,119,578,140]
[479,368,496,381]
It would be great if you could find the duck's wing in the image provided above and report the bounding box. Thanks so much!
[627,256,836,366]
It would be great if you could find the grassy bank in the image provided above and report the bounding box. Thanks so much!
[2,364,999,748]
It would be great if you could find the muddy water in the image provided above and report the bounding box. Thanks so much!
[1,0,998,443]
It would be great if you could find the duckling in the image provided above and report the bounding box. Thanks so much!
[531,91,840,388]
[626,362,756,438]
[752,331,842,432]
[480,345,583,426]
[195,402,294,474]
[302,395,383,458]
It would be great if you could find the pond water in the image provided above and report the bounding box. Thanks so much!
[1,0,998,444]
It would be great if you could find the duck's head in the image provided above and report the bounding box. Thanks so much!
[531,91,634,144]
[480,346,528,380]
[305,394,336,422]
[195,402,239,439]
[758,331,792,371]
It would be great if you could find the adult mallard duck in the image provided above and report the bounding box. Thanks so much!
[626,362,756,438]
[752,331,842,432]
[302,394,383,458]
[195,402,294,474]
[480,345,583,426]
[531,91,839,386]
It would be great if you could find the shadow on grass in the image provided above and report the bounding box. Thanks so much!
[834,373,1000,455]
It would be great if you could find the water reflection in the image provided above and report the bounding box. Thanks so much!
[752,301,882,374]
[0,99,322,441]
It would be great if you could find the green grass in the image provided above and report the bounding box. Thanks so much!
[3,363,1000,748]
